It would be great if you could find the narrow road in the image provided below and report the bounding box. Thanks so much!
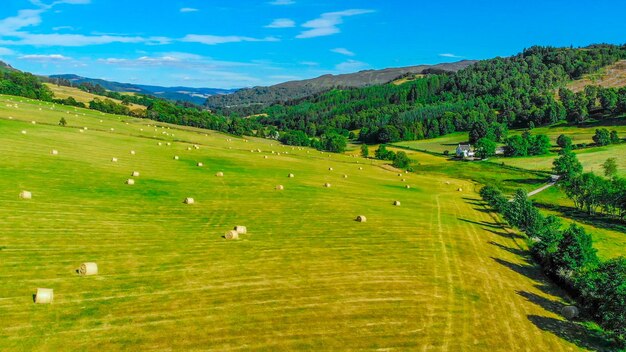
[527,175,560,197]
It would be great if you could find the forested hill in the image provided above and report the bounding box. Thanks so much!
[257,44,626,145]
[204,60,476,111]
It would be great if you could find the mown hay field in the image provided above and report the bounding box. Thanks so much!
[0,95,611,350]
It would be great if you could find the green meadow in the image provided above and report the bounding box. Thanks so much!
[0,95,617,350]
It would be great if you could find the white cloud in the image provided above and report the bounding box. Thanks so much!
[265,18,295,28]
[269,0,295,5]
[0,47,15,56]
[181,34,279,45]
[180,7,198,13]
[0,33,159,46]
[19,53,71,61]
[299,61,319,66]
[335,59,368,73]
[331,47,354,56]
[296,9,374,39]
[439,53,463,58]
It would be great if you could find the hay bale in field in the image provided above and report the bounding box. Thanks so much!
[158,142,162,146]
[458,188,463,192]
[234,226,247,234]
[405,185,411,189]
[31,121,36,124]
[264,155,268,159]
[197,162,203,167]
[398,173,402,176]
[193,144,199,149]
[19,190,32,199]
[79,129,84,133]
[445,181,450,185]
[183,197,195,204]
[166,142,171,146]
[174,155,179,160]
[276,185,284,190]
[288,173,295,178]
[78,262,98,276]
[111,157,118,162]
[393,201,401,206]
[126,179,135,185]
[215,171,224,177]
[328,167,333,171]
[257,149,261,153]
[356,215,367,222]
[401,179,406,182]
[130,150,136,155]
[34,288,53,304]
[21,130,27,134]
[561,306,579,320]
[225,230,239,240]
[110,128,114,131]
[131,171,140,177]
[358,167,363,170]
[51,150,58,155]
[343,174,348,178]
[324,183,331,188]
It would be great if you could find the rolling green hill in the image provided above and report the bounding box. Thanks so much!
[0,94,614,351]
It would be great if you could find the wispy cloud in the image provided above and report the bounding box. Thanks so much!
[335,59,368,72]
[265,18,295,28]
[269,0,295,5]
[299,61,319,66]
[180,7,198,13]
[296,9,374,39]
[439,53,463,58]
[19,53,71,61]
[0,33,166,46]
[0,47,15,55]
[331,47,354,56]
[181,34,279,45]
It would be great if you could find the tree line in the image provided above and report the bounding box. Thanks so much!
[480,186,625,346]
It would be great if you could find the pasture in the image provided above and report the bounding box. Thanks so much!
[0,95,613,350]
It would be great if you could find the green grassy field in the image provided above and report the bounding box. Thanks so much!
[0,94,616,350]
[44,83,146,110]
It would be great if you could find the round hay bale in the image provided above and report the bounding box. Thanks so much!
[358,167,363,170]
[31,120,36,124]
[328,167,333,171]
[356,215,367,222]
[131,171,140,177]
[34,288,53,304]
[174,155,179,160]
[51,149,58,155]
[398,173,402,176]
[234,226,247,234]
[79,129,84,133]
[343,174,348,178]
[130,150,136,155]
[126,179,135,185]
[194,145,199,149]
[276,185,284,190]
[445,181,450,185]
[19,190,32,199]
[158,142,162,146]
[324,183,331,188]
[458,188,463,192]
[166,142,171,146]
[394,201,401,206]
[110,128,114,131]
[215,171,224,177]
[264,155,268,159]
[561,306,579,320]
[78,262,98,276]
[197,162,203,167]
[21,130,27,134]
[225,230,239,240]
[111,157,118,162]
[288,173,295,178]
[183,197,195,204]
[405,185,411,189]
[401,178,406,182]
[187,147,192,151]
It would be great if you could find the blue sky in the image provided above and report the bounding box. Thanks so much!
[0,0,625,89]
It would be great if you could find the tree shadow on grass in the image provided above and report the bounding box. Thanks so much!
[534,202,626,233]
[488,241,526,256]
[528,315,614,351]
[458,217,505,229]
[483,227,526,240]
[504,178,549,186]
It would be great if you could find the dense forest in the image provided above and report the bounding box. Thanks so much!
[256,44,626,148]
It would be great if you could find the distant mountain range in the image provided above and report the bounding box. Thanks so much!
[204,60,477,109]
[48,74,237,105]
